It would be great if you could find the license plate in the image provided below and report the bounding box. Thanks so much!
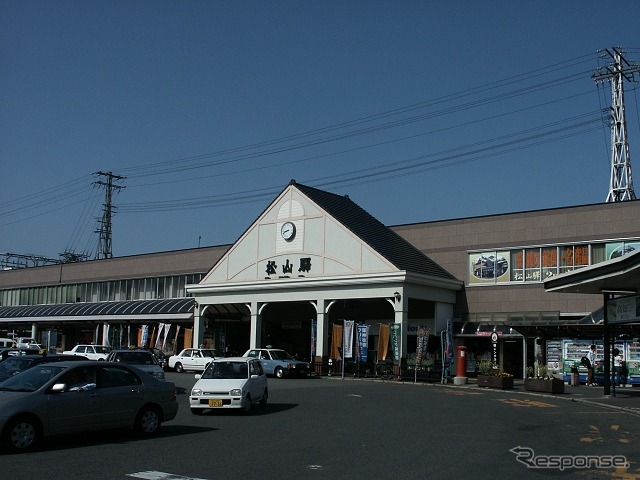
[208,399,223,407]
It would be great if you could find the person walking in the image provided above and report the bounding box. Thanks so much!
[587,344,597,386]
[613,348,624,387]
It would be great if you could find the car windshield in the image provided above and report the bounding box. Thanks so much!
[270,350,294,361]
[201,350,217,358]
[202,361,249,380]
[0,357,33,381]
[0,364,66,392]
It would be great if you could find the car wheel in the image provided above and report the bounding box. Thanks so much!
[175,362,184,373]
[134,406,161,435]
[190,408,204,415]
[243,394,252,414]
[2,416,41,452]
[274,366,284,378]
[259,389,268,408]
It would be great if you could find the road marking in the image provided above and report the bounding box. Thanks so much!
[498,398,558,408]
[127,471,208,480]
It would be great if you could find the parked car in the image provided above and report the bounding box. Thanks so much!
[62,344,111,360]
[0,360,178,452]
[168,348,218,373]
[1,347,42,360]
[14,337,38,348]
[243,348,312,378]
[0,354,88,382]
[106,349,165,381]
[189,357,267,414]
[139,347,169,371]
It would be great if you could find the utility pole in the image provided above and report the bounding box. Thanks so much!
[592,47,640,202]
[93,171,125,259]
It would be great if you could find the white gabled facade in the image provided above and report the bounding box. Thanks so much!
[188,182,461,363]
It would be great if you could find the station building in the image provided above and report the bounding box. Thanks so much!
[1,181,639,380]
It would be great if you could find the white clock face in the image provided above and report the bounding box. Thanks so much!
[281,221,296,241]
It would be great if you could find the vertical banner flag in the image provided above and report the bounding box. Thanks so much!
[390,324,401,361]
[416,327,429,365]
[173,326,181,354]
[155,323,165,349]
[357,324,369,363]
[141,325,149,348]
[219,330,226,354]
[162,324,171,351]
[343,320,355,359]
[311,319,317,360]
[445,319,453,365]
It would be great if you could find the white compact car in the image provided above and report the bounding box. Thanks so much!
[168,348,218,373]
[189,357,268,414]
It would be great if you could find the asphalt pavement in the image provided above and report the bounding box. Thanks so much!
[369,376,640,416]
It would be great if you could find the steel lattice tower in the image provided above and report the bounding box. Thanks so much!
[94,171,125,259]
[593,47,640,202]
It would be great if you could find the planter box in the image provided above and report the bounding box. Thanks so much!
[477,375,513,390]
[524,378,565,394]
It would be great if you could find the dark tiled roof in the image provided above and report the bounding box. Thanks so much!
[294,182,457,280]
[0,298,195,319]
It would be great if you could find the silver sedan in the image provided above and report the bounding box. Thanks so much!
[0,360,178,452]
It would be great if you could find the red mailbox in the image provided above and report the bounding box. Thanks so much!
[456,345,468,377]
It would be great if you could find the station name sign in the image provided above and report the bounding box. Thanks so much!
[607,294,640,324]
[264,257,312,278]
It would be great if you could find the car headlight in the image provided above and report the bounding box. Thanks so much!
[152,372,165,380]
[229,388,242,396]
[192,388,203,396]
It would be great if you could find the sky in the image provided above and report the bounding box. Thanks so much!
[2,1,640,264]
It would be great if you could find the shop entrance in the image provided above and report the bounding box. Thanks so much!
[502,337,524,378]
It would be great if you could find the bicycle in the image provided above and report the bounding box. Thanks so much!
[375,361,394,380]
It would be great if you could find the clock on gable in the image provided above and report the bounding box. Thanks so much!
[280,221,296,241]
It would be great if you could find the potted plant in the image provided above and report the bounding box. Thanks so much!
[524,364,565,394]
[476,361,514,389]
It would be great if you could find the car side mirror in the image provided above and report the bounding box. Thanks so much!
[194,374,202,380]
[51,383,66,393]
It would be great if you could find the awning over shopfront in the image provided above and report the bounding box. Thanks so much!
[0,298,196,323]
[544,249,640,395]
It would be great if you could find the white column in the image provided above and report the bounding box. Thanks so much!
[315,298,329,360]
[434,302,454,333]
[31,323,38,344]
[249,301,263,349]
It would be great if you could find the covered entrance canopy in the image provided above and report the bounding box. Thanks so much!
[544,249,640,395]
[0,298,196,323]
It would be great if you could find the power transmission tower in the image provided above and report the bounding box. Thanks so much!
[0,253,61,269]
[93,171,126,259]
[592,47,640,202]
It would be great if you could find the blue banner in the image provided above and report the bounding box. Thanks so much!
[357,324,369,363]
[310,319,317,359]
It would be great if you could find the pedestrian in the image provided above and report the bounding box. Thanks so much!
[586,344,597,386]
[613,348,624,387]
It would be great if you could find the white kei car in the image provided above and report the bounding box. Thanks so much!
[189,357,268,414]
